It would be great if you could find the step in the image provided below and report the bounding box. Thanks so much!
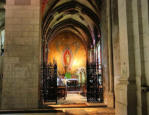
[47,103,107,108]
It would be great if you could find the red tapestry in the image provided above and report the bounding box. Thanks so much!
[63,49,71,66]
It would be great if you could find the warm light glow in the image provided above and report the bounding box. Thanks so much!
[72,59,78,67]
[48,32,86,75]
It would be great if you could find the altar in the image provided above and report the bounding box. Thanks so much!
[66,78,80,91]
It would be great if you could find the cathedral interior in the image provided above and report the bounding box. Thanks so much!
[0,0,149,115]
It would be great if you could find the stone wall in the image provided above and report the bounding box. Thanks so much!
[1,0,41,110]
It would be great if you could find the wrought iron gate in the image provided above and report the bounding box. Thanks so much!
[41,63,57,103]
[87,63,103,102]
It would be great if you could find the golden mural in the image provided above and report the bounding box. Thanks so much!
[48,31,86,75]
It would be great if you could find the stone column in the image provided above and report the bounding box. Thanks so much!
[100,0,110,106]
[115,0,142,115]
[111,0,120,98]
[1,0,41,110]
[138,0,149,114]
[106,0,115,108]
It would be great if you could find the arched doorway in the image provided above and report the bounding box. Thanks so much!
[41,0,107,106]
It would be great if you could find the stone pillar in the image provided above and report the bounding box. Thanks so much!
[138,0,149,114]
[106,0,115,108]
[115,0,142,115]
[100,0,110,106]
[111,0,120,97]
[99,0,115,107]
[1,0,41,110]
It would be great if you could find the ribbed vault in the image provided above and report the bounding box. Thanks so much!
[42,0,101,49]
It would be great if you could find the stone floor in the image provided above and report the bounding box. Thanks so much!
[57,93,87,104]
[0,93,114,115]
[0,108,115,115]
[57,108,115,115]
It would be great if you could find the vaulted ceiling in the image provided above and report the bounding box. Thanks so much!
[0,0,5,31]
[0,0,102,47]
[42,0,102,48]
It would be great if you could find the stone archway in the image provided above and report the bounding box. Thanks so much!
[41,0,115,108]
